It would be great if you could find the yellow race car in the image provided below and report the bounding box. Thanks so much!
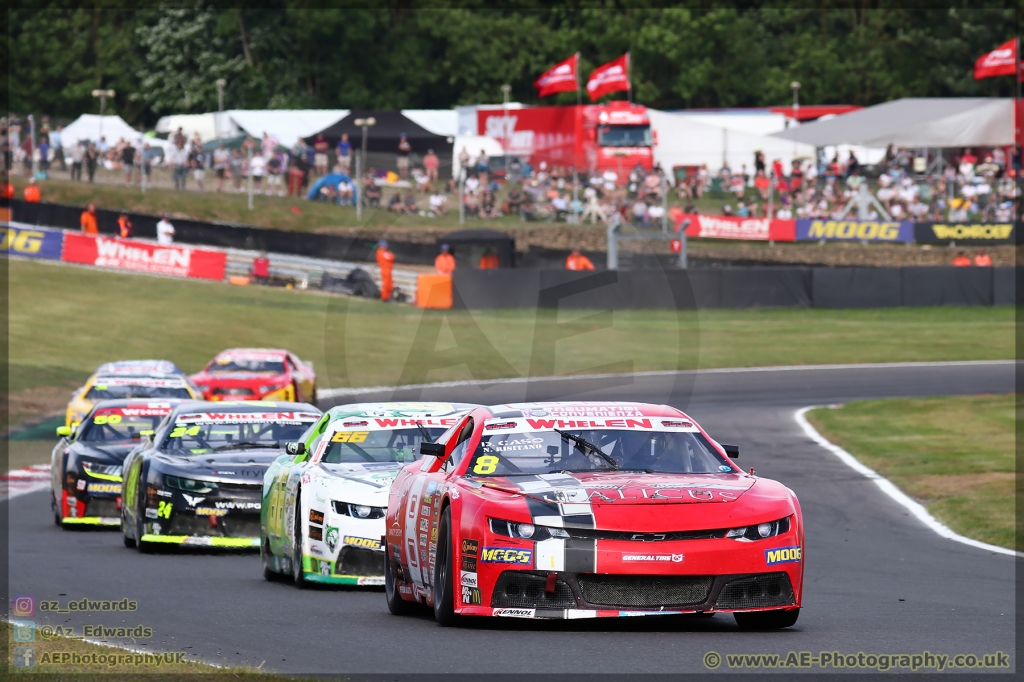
[66,360,199,427]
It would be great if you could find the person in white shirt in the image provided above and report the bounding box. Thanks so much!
[156,214,175,244]
[249,154,266,193]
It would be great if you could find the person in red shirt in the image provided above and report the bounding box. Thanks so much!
[23,179,41,203]
[952,252,971,267]
[973,251,992,267]
[565,249,595,271]
[376,240,395,301]
[434,244,456,276]
[117,212,133,238]
[80,203,98,233]
[478,248,500,270]
[251,252,270,283]
[1,180,14,199]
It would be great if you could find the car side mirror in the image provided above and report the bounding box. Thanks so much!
[722,443,739,459]
[285,442,306,456]
[140,430,155,440]
[420,442,445,458]
[56,426,72,438]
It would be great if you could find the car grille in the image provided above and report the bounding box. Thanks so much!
[168,514,260,538]
[215,482,262,495]
[338,546,385,576]
[212,387,254,396]
[715,573,795,609]
[577,574,713,608]
[556,528,728,542]
[491,571,577,609]
[85,498,119,518]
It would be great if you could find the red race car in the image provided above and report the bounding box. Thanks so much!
[190,349,317,405]
[384,401,803,628]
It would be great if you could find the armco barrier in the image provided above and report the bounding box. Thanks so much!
[453,267,1014,310]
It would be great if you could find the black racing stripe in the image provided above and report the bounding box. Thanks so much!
[564,538,597,573]
[560,514,595,528]
[525,496,556,521]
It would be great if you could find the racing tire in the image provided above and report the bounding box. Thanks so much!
[385,545,417,616]
[135,480,153,554]
[734,608,800,630]
[432,506,460,626]
[52,491,62,527]
[262,538,284,582]
[292,489,307,589]
[121,512,136,547]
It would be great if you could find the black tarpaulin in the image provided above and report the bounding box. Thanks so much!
[306,110,452,155]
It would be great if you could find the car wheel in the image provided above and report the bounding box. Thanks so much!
[52,491,62,527]
[135,481,153,554]
[292,490,307,588]
[432,506,459,626]
[385,545,416,616]
[734,608,800,630]
[262,537,283,582]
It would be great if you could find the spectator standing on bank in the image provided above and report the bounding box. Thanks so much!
[457,147,470,176]
[313,134,329,176]
[213,143,230,192]
[261,132,278,160]
[38,135,50,176]
[376,240,395,302]
[51,125,65,171]
[250,153,266,193]
[118,212,133,238]
[754,149,766,174]
[230,149,244,192]
[169,141,188,190]
[84,143,98,183]
[287,158,305,196]
[156,213,175,244]
[565,249,594,271]
[423,148,439,184]
[397,133,412,178]
[80,203,98,233]
[336,133,351,175]
[121,142,135,185]
[434,244,456,275]
[191,143,206,191]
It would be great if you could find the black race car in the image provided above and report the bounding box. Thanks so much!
[51,400,186,528]
[120,401,321,550]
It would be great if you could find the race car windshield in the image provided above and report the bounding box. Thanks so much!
[207,360,285,374]
[467,429,732,476]
[85,384,192,400]
[79,414,166,443]
[162,421,310,454]
[321,427,448,464]
[598,124,652,147]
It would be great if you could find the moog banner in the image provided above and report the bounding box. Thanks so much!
[1,223,65,259]
[62,233,227,280]
[681,214,795,242]
[914,222,1017,245]
[796,219,914,243]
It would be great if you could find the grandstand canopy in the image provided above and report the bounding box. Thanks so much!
[772,98,1014,148]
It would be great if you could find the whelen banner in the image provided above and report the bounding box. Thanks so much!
[1,223,65,259]
[914,222,1017,245]
[681,214,795,242]
[61,233,227,280]
[796,219,915,243]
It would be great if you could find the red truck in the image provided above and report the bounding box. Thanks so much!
[477,101,653,175]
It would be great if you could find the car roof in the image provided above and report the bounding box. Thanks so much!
[89,398,189,410]
[324,402,478,419]
[92,374,190,384]
[96,359,182,375]
[213,348,290,359]
[486,401,686,419]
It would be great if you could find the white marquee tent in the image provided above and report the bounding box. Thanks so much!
[60,114,142,147]
[649,109,816,174]
[155,110,350,145]
[772,98,1014,148]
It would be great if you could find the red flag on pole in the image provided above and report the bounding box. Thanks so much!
[534,54,579,97]
[585,54,631,101]
[974,39,1018,80]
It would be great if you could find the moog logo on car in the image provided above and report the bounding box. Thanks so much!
[480,547,532,565]
[765,546,802,565]
[344,536,381,550]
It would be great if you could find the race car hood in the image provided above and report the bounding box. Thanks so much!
[472,471,757,506]
[311,462,401,492]
[153,450,283,484]
[67,441,138,463]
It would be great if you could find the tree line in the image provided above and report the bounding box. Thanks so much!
[6,1,1019,128]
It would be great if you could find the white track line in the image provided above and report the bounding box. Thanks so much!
[320,360,1013,398]
[794,406,1020,558]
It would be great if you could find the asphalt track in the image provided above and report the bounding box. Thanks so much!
[4,361,1017,677]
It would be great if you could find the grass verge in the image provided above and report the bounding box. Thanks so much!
[3,620,270,677]
[807,396,1015,550]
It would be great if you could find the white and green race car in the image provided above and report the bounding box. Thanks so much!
[260,402,477,587]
